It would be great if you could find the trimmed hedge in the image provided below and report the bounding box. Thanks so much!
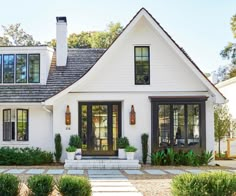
[172,172,236,196]
[58,175,92,196]
[0,147,53,165]
[27,175,54,196]
[0,174,20,196]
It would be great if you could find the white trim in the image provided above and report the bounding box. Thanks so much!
[216,77,236,89]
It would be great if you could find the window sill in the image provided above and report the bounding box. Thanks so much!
[2,141,30,145]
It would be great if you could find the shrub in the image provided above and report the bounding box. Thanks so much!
[0,147,53,165]
[66,146,77,152]
[125,145,137,152]
[149,150,166,165]
[69,135,82,148]
[117,137,129,148]
[165,148,176,165]
[27,175,54,196]
[199,150,213,165]
[141,133,149,164]
[58,175,92,196]
[0,174,20,196]
[171,172,236,196]
[54,133,63,162]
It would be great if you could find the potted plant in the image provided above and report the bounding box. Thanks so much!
[117,137,130,159]
[69,135,82,160]
[125,145,137,160]
[66,146,76,160]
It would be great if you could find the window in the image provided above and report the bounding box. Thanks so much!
[3,54,14,83]
[28,54,40,83]
[135,46,150,85]
[16,54,27,83]
[151,97,207,152]
[2,109,28,141]
[0,53,40,83]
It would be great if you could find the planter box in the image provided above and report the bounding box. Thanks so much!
[118,148,126,159]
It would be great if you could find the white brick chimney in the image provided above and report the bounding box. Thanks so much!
[56,16,67,66]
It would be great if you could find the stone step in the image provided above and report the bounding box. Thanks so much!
[92,186,138,192]
[91,181,133,186]
[64,159,141,169]
[92,192,143,196]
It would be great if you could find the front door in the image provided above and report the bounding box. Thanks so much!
[79,102,121,156]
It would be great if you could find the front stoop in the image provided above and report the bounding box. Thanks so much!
[64,159,141,169]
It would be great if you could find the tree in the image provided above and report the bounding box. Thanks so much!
[48,22,123,48]
[214,105,236,157]
[0,23,40,46]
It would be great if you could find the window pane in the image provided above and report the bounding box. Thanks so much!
[3,54,14,83]
[16,54,27,83]
[81,105,88,151]
[187,105,200,146]
[173,105,185,147]
[3,109,12,141]
[135,47,150,85]
[112,105,119,151]
[159,105,170,147]
[17,109,28,141]
[0,55,2,83]
[28,54,40,83]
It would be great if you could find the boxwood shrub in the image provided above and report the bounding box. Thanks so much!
[172,172,236,196]
[0,174,20,196]
[58,175,92,196]
[0,147,53,165]
[27,175,54,196]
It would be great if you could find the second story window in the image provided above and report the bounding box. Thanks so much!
[0,54,40,84]
[135,46,150,85]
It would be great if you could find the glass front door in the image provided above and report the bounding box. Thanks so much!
[79,102,121,156]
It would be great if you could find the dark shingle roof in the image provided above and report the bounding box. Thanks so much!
[0,48,105,103]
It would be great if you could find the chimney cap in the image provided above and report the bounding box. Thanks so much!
[56,16,67,23]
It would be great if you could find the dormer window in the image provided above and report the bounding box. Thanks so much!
[135,46,150,85]
[0,54,40,84]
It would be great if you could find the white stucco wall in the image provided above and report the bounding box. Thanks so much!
[0,105,53,152]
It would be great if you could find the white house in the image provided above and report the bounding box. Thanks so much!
[0,8,225,162]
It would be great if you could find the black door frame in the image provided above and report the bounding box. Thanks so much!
[78,102,121,156]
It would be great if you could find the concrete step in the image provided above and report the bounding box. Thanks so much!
[64,159,141,169]
[92,192,143,196]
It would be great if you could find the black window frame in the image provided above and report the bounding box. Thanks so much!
[28,54,40,83]
[0,54,2,83]
[150,97,207,153]
[16,109,29,141]
[134,46,150,85]
[3,54,15,83]
[3,109,12,141]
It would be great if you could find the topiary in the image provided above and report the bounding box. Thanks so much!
[141,133,149,164]
[0,174,20,196]
[54,133,62,162]
[117,137,130,148]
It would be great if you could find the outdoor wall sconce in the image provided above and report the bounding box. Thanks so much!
[130,105,136,125]
[65,105,71,127]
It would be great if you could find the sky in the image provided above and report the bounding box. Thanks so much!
[0,0,235,73]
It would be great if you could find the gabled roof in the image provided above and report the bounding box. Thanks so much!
[45,7,226,104]
[0,49,105,102]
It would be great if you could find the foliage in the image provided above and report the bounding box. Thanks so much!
[117,137,130,148]
[0,23,40,46]
[141,133,149,164]
[214,104,236,157]
[125,146,137,152]
[58,175,92,196]
[149,150,166,165]
[0,147,53,165]
[54,133,62,162]
[171,172,236,196]
[69,135,82,148]
[48,22,123,48]
[27,175,54,196]
[0,174,20,196]
[66,146,77,152]
[150,148,213,166]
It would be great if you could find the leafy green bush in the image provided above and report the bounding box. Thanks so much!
[0,174,20,196]
[141,133,149,164]
[69,135,82,148]
[0,147,53,165]
[27,175,54,196]
[117,137,129,148]
[66,146,77,152]
[125,146,137,152]
[172,172,236,196]
[58,175,92,196]
[149,150,166,165]
[54,133,63,162]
